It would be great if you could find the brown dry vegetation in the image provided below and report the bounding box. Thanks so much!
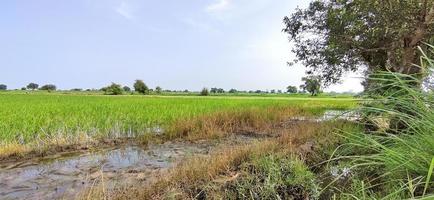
[165,107,310,141]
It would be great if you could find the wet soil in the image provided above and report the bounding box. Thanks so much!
[0,134,264,200]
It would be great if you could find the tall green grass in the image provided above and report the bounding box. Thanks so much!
[332,47,434,199]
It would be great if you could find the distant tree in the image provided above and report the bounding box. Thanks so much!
[210,88,218,93]
[200,88,209,96]
[155,86,162,94]
[123,86,131,92]
[183,89,189,93]
[229,89,238,93]
[255,90,262,93]
[217,88,225,93]
[103,83,123,95]
[286,86,298,94]
[0,84,6,90]
[270,89,276,94]
[40,84,57,91]
[71,88,82,91]
[26,83,39,90]
[277,90,283,94]
[21,87,26,90]
[134,80,149,94]
[300,76,321,96]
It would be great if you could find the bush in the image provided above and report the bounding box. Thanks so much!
[200,88,209,96]
[0,84,6,90]
[134,80,149,94]
[40,84,57,91]
[103,83,123,95]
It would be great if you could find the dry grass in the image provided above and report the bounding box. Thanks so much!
[104,121,349,200]
[165,107,309,141]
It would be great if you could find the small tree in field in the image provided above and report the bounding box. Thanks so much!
[229,89,238,93]
[0,84,6,90]
[155,86,162,94]
[300,76,321,96]
[40,84,57,91]
[123,86,131,92]
[286,86,298,93]
[134,80,149,94]
[103,83,123,95]
[200,88,209,96]
[27,83,39,90]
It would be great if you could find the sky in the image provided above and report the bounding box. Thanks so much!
[0,0,363,92]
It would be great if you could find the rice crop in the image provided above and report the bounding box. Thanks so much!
[0,94,356,145]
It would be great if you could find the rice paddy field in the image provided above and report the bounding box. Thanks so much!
[0,92,356,144]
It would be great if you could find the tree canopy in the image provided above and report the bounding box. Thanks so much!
[286,86,298,93]
[283,0,434,87]
[26,83,39,90]
[134,80,149,94]
[300,76,321,96]
[102,83,123,95]
[40,84,57,91]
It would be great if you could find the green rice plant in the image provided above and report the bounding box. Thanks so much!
[0,95,356,144]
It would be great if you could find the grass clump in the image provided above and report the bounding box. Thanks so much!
[329,47,434,199]
[222,154,319,200]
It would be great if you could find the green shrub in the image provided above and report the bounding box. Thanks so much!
[103,83,123,95]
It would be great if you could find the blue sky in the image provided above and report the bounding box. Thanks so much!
[0,0,362,92]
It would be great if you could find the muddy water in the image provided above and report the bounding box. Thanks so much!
[290,110,358,122]
[0,142,213,200]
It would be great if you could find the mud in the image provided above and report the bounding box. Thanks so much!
[0,142,212,200]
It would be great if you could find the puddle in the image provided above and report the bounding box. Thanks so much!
[0,142,212,200]
[290,110,359,122]
[322,110,359,121]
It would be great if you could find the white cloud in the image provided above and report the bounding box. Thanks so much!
[115,1,134,20]
[206,0,231,12]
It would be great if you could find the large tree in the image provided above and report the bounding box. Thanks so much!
[283,0,434,87]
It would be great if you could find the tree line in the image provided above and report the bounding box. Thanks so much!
[0,76,323,96]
